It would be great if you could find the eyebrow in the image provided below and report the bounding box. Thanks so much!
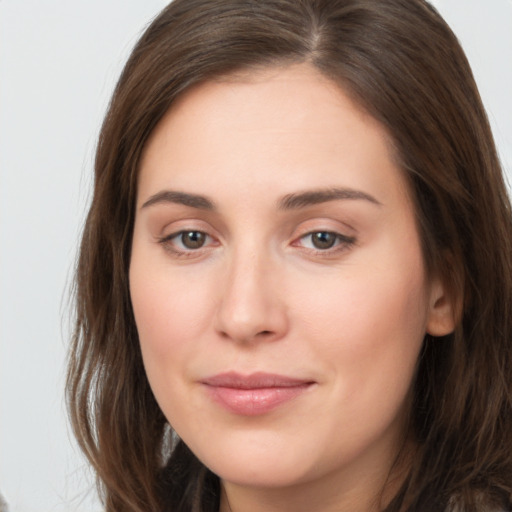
[140,186,381,211]
[141,190,216,210]
[278,187,381,209]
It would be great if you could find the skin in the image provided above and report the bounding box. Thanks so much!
[130,64,455,512]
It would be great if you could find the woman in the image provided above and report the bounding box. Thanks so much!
[67,0,512,511]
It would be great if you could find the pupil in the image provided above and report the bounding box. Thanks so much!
[312,232,336,249]
[182,231,205,249]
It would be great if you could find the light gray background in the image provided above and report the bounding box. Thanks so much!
[1,1,511,511]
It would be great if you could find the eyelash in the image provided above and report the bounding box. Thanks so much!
[158,230,217,258]
[158,230,356,258]
[295,231,356,255]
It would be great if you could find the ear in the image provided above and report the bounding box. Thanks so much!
[426,277,459,337]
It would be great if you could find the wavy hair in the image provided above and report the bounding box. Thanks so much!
[67,0,512,510]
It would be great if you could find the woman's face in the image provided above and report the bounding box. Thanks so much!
[130,64,453,506]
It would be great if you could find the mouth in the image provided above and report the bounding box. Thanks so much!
[200,372,315,416]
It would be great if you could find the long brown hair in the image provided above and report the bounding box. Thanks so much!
[67,1,512,510]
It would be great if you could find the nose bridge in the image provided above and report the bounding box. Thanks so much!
[215,239,287,343]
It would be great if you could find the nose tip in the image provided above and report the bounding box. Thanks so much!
[214,258,288,344]
[217,316,281,344]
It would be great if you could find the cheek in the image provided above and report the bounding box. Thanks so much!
[129,260,222,433]
[297,263,427,346]
[129,257,216,379]
[293,249,429,411]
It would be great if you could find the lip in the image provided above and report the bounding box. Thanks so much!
[201,372,314,416]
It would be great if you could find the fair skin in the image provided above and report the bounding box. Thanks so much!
[130,64,455,512]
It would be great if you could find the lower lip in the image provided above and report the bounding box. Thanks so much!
[204,384,312,416]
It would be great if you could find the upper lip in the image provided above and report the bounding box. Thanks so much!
[201,371,314,389]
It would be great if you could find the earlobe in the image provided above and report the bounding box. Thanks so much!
[426,278,458,337]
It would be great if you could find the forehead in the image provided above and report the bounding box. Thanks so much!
[138,63,411,211]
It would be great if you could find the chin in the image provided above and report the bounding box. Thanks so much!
[190,434,318,488]
[213,460,313,489]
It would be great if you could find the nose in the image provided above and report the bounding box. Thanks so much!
[214,248,288,344]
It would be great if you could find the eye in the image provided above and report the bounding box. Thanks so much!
[297,231,356,252]
[159,230,214,253]
[177,230,208,249]
[308,232,338,249]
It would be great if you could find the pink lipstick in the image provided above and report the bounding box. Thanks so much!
[201,372,314,416]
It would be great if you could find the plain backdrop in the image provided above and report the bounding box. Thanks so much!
[0,1,511,511]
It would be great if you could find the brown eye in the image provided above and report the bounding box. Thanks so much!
[158,229,216,257]
[310,232,337,249]
[180,231,207,249]
[296,230,356,253]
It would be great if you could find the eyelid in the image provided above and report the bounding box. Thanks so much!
[288,216,358,258]
[161,229,212,246]
[294,230,356,250]
[155,215,218,240]
[289,216,356,240]
[154,218,357,258]
[157,221,220,258]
